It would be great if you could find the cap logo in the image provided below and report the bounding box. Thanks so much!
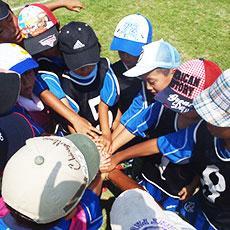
[167,94,192,113]
[39,34,57,47]
[73,40,85,49]
[171,70,202,99]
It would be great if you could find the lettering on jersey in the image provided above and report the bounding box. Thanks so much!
[201,165,226,203]
[184,201,195,213]
[0,132,4,141]
[167,94,192,113]
[171,70,202,99]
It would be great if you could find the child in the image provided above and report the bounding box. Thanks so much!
[58,21,118,132]
[105,66,228,229]
[0,134,104,229]
[111,39,181,153]
[0,0,83,44]
[98,14,153,152]
[17,4,100,137]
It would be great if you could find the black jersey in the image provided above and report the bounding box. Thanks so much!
[112,60,142,114]
[60,58,118,128]
[193,123,230,229]
[142,108,196,196]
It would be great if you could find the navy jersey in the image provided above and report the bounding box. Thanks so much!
[192,123,230,229]
[142,109,196,196]
[112,60,142,113]
[60,58,118,128]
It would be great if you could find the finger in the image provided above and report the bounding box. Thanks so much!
[90,126,102,135]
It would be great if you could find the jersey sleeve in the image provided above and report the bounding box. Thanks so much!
[100,68,120,107]
[33,74,49,96]
[157,123,200,164]
[39,71,66,100]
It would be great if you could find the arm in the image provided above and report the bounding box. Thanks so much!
[111,127,135,154]
[112,108,122,131]
[45,0,84,12]
[98,100,112,153]
[40,90,101,138]
[107,169,144,191]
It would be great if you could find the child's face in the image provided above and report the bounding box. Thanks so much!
[20,70,36,99]
[206,123,230,139]
[74,64,96,77]
[0,12,23,44]
[143,69,173,95]
[118,51,139,69]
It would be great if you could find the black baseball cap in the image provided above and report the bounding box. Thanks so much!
[0,112,34,171]
[0,0,10,21]
[58,21,100,70]
[0,70,21,116]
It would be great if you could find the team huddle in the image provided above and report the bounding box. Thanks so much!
[0,0,229,229]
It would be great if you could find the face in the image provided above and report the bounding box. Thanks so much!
[20,70,36,99]
[74,64,96,77]
[118,51,139,69]
[0,11,23,44]
[206,123,230,139]
[143,69,173,95]
[180,110,199,120]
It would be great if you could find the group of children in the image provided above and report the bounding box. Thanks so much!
[0,0,229,229]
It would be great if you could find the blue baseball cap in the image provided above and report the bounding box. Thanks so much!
[124,39,181,77]
[110,14,153,57]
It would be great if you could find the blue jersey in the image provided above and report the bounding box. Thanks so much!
[33,74,49,96]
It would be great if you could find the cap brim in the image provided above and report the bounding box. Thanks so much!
[0,112,34,170]
[63,44,100,70]
[0,72,20,116]
[24,26,58,55]
[0,2,10,21]
[193,88,230,127]
[110,37,143,57]
[65,134,100,184]
[123,64,155,78]
[154,86,193,113]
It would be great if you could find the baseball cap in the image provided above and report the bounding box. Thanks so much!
[18,3,59,55]
[110,188,195,230]
[0,43,38,75]
[154,58,223,113]
[2,134,100,224]
[0,0,10,21]
[110,14,153,57]
[58,21,100,70]
[193,69,230,127]
[124,39,181,77]
[0,112,34,171]
[0,69,20,116]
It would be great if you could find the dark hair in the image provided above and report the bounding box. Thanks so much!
[6,204,59,230]
[155,67,172,76]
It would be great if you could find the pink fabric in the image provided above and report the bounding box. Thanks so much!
[70,204,87,230]
[0,198,9,217]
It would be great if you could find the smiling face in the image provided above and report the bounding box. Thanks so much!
[0,11,23,44]
[143,68,174,95]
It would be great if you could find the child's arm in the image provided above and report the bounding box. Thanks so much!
[40,90,101,138]
[45,0,84,12]
[103,138,160,172]
[178,175,200,201]
[98,100,112,153]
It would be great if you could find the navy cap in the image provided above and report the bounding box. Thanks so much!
[0,112,34,171]
[0,71,20,116]
[58,21,100,70]
[0,1,10,21]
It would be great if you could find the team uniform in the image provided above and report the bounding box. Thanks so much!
[157,122,230,229]
[60,58,118,129]
[0,189,102,230]
[110,60,142,114]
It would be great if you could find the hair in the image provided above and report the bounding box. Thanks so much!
[6,204,59,230]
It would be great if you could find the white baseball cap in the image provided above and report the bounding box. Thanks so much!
[110,189,195,230]
[2,134,100,224]
[124,39,181,77]
[0,43,38,75]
